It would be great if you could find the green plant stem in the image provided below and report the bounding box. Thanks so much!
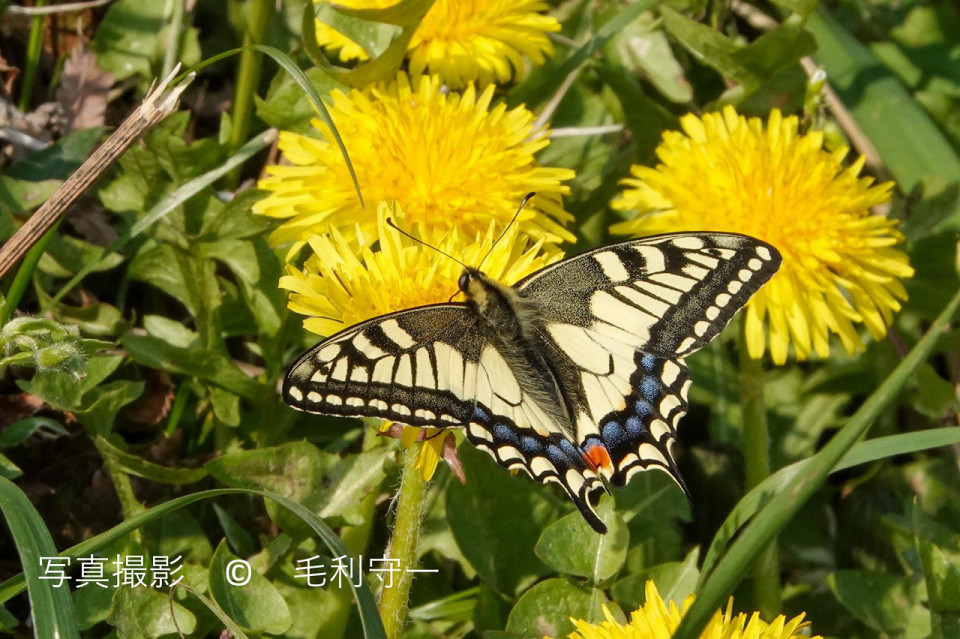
[675,287,960,638]
[379,446,428,639]
[93,438,145,545]
[18,0,48,112]
[226,0,271,186]
[1,221,60,325]
[739,321,781,619]
[161,0,186,79]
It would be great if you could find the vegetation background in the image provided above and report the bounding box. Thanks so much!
[0,0,958,638]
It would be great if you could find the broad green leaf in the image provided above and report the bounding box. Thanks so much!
[72,581,114,631]
[94,435,207,485]
[121,333,263,400]
[827,570,913,634]
[611,547,699,610]
[93,0,200,82]
[509,0,663,109]
[446,445,562,596]
[106,584,196,638]
[609,17,692,104]
[257,67,346,134]
[0,476,80,638]
[915,502,960,617]
[213,503,256,558]
[142,507,213,568]
[302,1,434,87]
[205,441,337,534]
[0,417,68,449]
[128,243,220,324]
[208,541,292,634]
[0,127,105,211]
[535,495,628,583]
[505,578,610,639]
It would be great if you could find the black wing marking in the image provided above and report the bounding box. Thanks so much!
[283,305,484,427]
[518,232,782,358]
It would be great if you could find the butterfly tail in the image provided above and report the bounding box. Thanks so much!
[465,417,609,534]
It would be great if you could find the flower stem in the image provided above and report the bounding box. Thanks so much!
[739,320,781,619]
[379,446,428,639]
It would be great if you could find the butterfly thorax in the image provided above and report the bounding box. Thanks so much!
[458,268,575,434]
[459,269,538,341]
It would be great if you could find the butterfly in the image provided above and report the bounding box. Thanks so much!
[283,231,781,533]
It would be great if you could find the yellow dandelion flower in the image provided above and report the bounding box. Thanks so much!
[315,0,559,87]
[561,581,821,639]
[255,73,574,257]
[611,106,914,365]
[281,201,562,479]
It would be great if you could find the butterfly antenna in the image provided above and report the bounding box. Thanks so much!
[386,218,467,269]
[477,192,536,272]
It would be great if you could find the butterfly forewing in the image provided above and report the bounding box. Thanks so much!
[518,232,781,357]
[283,305,484,427]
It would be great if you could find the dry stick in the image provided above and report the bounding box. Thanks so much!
[4,0,115,16]
[729,0,885,175]
[0,69,194,280]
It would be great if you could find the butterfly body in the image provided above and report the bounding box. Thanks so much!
[283,232,782,532]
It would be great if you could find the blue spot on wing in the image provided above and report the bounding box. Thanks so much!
[641,354,657,371]
[641,376,661,400]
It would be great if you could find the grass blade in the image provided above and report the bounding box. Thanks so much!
[674,286,960,638]
[0,476,80,639]
[699,426,960,581]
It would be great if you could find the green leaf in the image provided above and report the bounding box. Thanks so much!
[446,445,562,596]
[93,0,200,82]
[0,417,68,449]
[0,454,21,480]
[213,503,257,558]
[535,495,628,583]
[106,584,197,638]
[611,547,699,610]
[505,578,609,639]
[0,127,105,211]
[909,364,959,419]
[827,570,913,633]
[142,508,213,565]
[208,540,292,634]
[0,476,80,639]
[205,441,336,534]
[121,333,263,400]
[94,435,207,485]
[128,243,220,324]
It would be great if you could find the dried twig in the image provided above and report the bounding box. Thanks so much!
[4,0,114,16]
[0,68,194,279]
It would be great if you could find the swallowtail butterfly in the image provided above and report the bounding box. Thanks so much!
[283,232,781,533]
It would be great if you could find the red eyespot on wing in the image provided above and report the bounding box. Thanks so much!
[583,444,612,472]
